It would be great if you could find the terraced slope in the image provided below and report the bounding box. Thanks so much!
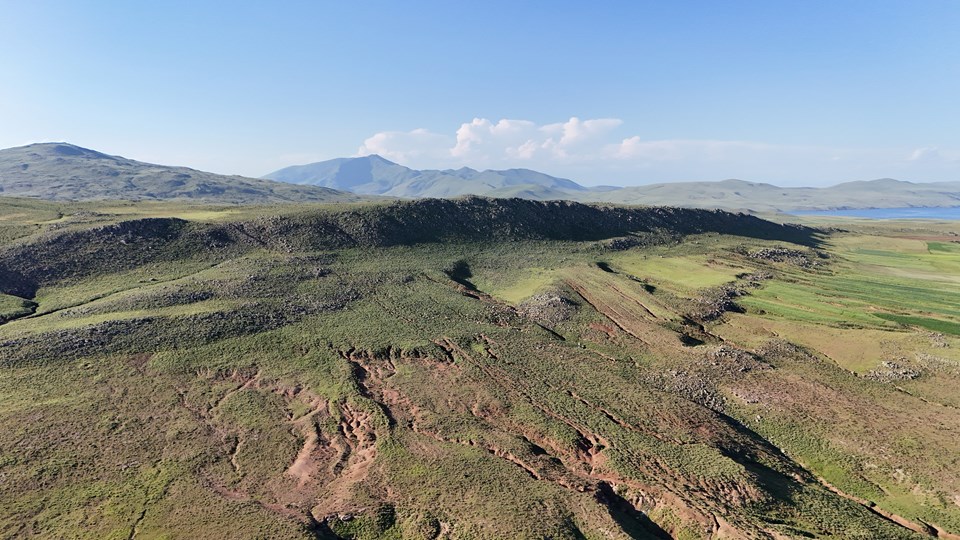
[0,197,957,539]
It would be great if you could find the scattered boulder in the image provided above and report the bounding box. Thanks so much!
[707,345,769,374]
[517,292,579,328]
[737,271,773,287]
[690,285,746,322]
[748,247,818,267]
[865,360,921,383]
[929,332,949,348]
[642,368,725,411]
[756,339,822,364]
[598,233,670,251]
[915,353,960,375]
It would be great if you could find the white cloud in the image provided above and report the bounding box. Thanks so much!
[909,146,942,162]
[451,118,539,160]
[544,117,622,149]
[357,128,453,164]
[359,116,627,168]
[612,137,798,163]
[354,117,960,185]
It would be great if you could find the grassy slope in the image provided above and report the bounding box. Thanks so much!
[0,198,957,538]
[0,143,367,205]
[581,179,960,212]
[708,228,960,534]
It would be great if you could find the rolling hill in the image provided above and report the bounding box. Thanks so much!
[263,154,587,199]
[5,143,958,211]
[2,196,959,538]
[582,178,960,212]
[266,155,960,211]
[0,143,365,204]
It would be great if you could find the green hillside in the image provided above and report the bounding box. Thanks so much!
[0,143,366,204]
[2,196,958,538]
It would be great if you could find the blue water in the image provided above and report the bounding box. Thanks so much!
[791,206,960,220]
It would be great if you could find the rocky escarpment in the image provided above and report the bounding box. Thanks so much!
[0,197,821,298]
[0,218,206,297]
[235,197,821,249]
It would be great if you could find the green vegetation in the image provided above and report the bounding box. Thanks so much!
[608,250,749,291]
[0,196,956,539]
[0,293,36,323]
[874,313,960,335]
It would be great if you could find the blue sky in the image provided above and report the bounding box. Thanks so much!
[2,1,958,186]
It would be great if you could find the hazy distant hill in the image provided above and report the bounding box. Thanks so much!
[264,154,587,199]
[581,178,960,211]
[0,143,365,204]
[266,155,960,211]
[12,142,955,210]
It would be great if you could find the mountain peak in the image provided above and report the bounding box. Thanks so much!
[0,142,362,203]
[18,142,113,160]
[356,154,399,166]
[265,157,588,197]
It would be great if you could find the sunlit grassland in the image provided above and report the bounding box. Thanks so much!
[713,224,960,534]
[0,293,35,322]
[91,204,248,222]
[715,314,940,373]
[466,233,766,304]
[840,237,960,284]
[0,299,237,338]
[28,260,225,315]
[1,199,957,539]
[470,267,560,304]
[739,232,960,332]
[606,250,749,292]
[720,228,960,371]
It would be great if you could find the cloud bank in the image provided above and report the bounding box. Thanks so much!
[356,117,960,186]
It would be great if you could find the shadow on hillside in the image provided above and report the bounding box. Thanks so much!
[444,259,479,291]
[0,267,37,299]
[713,411,808,503]
[0,199,826,298]
[595,482,673,539]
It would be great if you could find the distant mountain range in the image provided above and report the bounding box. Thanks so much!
[264,154,590,199]
[589,177,960,212]
[3,143,959,211]
[0,143,364,204]
[266,154,960,212]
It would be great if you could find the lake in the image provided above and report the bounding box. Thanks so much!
[791,206,960,220]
